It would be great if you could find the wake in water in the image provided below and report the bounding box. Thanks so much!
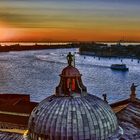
[35,54,110,69]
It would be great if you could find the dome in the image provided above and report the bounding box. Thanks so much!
[28,94,119,140]
[61,65,81,77]
[28,52,121,140]
[56,64,87,97]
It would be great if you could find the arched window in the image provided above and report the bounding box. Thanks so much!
[72,78,75,91]
[67,78,71,89]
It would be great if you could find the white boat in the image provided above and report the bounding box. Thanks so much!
[111,64,129,71]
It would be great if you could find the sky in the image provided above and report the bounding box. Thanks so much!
[0,0,140,42]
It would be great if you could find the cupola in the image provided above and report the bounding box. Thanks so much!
[56,52,87,96]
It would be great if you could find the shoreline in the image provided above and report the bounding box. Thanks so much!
[79,52,140,60]
[79,42,140,60]
[0,44,78,52]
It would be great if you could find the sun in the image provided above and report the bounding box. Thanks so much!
[0,28,9,42]
[0,28,15,42]
[0,22,19,42]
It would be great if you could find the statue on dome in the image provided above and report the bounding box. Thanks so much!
[67,52,74,66]
[130,83,138,102]
[131,83,138,92]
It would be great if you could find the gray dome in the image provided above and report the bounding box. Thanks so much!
[28,94,118,140]
[28,53,120,140]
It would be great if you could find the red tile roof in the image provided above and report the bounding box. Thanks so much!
[0,94,38,128]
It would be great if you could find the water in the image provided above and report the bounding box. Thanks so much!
[0,48,140,103]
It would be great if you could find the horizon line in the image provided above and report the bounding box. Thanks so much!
[0,40,140,43]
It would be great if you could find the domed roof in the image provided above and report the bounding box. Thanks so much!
[28,94,119,140]
[61,65,81,77]
[28,52,121,140]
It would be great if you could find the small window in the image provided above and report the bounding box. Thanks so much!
[72,79,75,90]
[67,78,71,88]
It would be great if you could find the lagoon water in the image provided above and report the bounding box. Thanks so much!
[0,48,140,103]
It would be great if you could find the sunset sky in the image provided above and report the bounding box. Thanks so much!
[0,0,140,42]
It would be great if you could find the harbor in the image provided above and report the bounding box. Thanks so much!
[0,48,140,103]
[0,52,140,139]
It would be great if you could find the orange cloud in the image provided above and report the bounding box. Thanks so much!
[0,28,98,42]
[0,26,140,42]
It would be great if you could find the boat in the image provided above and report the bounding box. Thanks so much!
[110,64,129,71]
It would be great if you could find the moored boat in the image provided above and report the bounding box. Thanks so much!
[111,64,129,71]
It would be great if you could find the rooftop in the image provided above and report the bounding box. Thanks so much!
[0,94,37,129]
[0,131,24,140]
[110,84,140,139]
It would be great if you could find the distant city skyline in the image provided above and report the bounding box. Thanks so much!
[0,0,140,42]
